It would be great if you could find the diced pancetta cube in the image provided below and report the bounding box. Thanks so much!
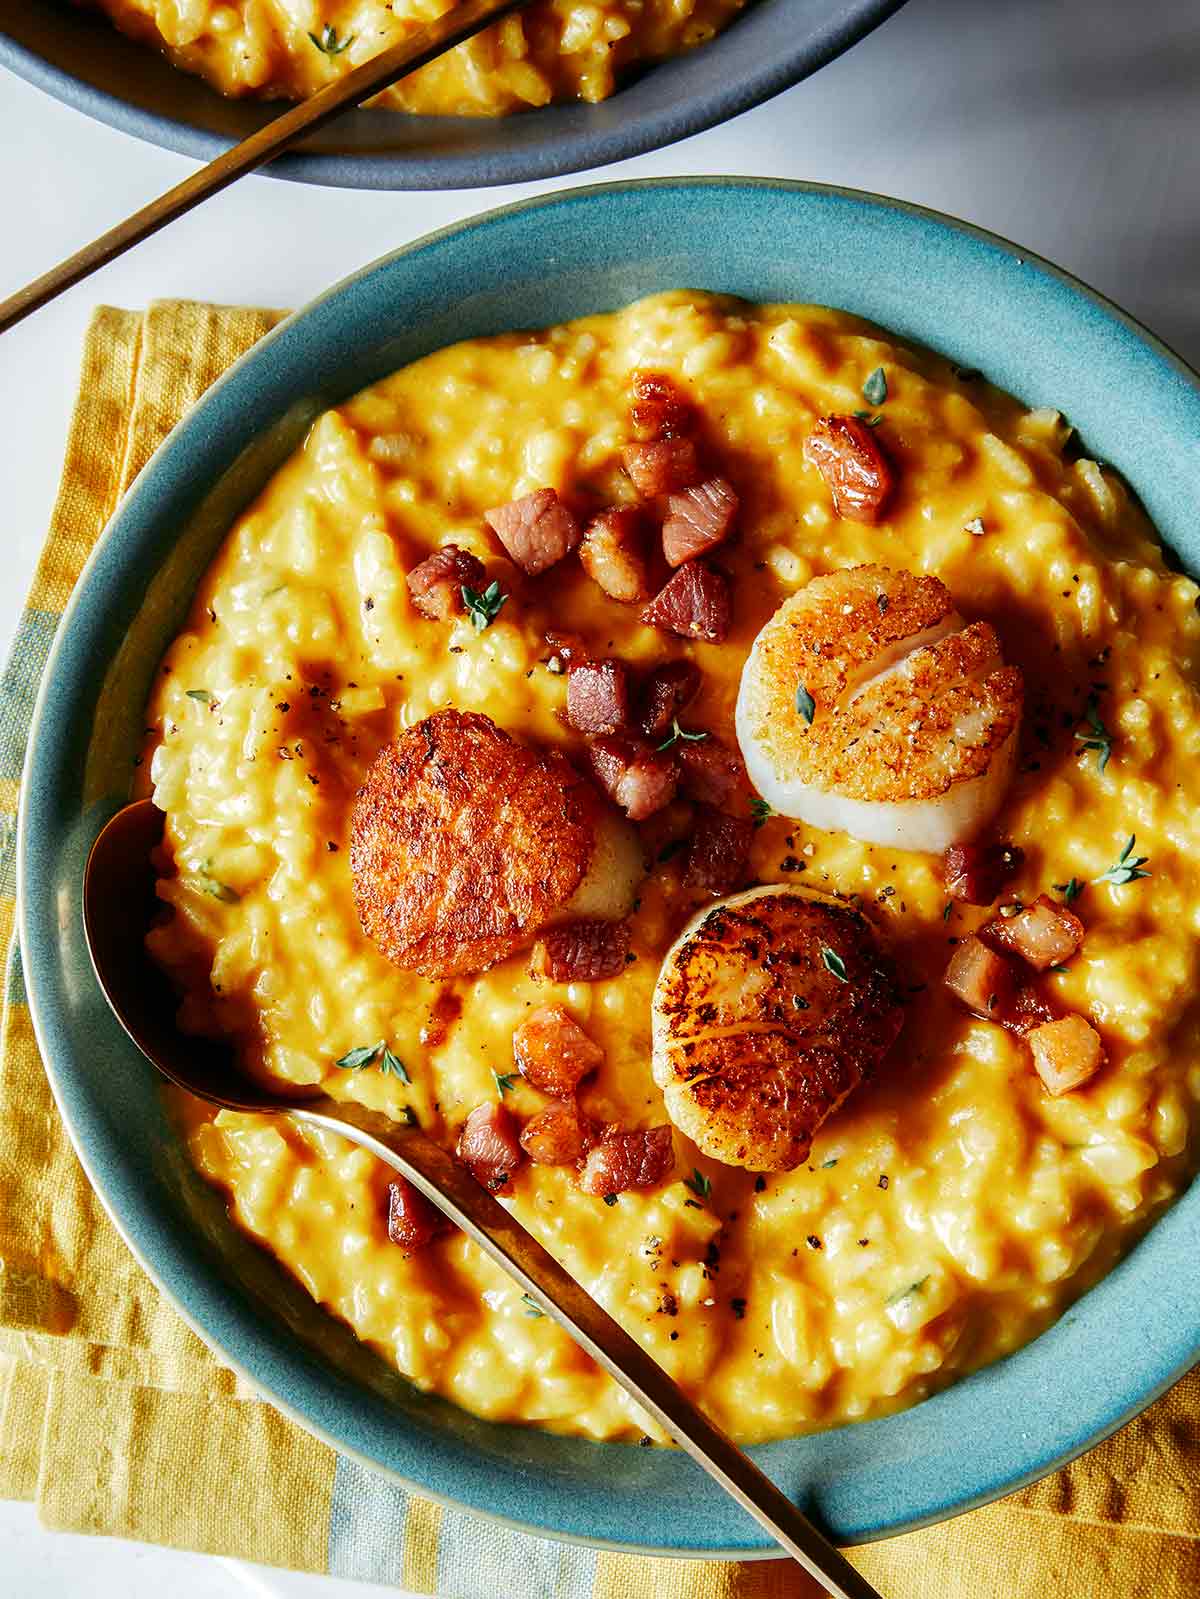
[803,416,895,524]
[983,894,1084,971]
[641,563,731,643]
[629,370,693,441]
[456,1101,523,1191]
[386,1177,444,1252]
[520,1101,594,1166]
[579,509,653,603]
[638,660,702,739]
[661,478,738,567]
[623,437,701,499]
[565,659,633,736]
[406,544,486,621]
[684,805,753,895]
[530,918,632,983]
[578,1124,675,1195]
[1028,1014,1105,1095]
[941,841,1025,905]
[587,736,679,820]
[944,936,1017,1018]
[676,736,746,806]
[513,1004,604,1096]
[485,489,580,575]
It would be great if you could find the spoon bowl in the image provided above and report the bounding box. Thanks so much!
[81,796,883,1599]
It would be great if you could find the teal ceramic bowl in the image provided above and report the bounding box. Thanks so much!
[19,180,1200,1556]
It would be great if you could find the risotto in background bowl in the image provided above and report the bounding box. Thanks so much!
[19,180,1200,1552]
[0,0,906,189]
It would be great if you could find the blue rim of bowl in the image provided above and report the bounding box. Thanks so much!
[18,177,1200,1556]
[0,2,907,191]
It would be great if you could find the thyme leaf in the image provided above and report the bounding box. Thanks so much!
[750,796,773,828]
[308,22,355,53]
[492,1069,517,1097]
[186,689,215,704]
[886,1275,929,1309]
[1094,835,1151,887]
[656,718,708,751]
[795,682,816,724]
[683,1168,712,1200]
[862,366,888,407]
[462,580,508,632]
[1054,877,1084,904]
[336,1041,384,1070]
[821,947,848,982]
[380,1047,411,1082]
[521,1293,545,1319]
[1074,691,1114,773]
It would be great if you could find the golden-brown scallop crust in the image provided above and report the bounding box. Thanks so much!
[350,710,603,978]
[652,886,905,1170]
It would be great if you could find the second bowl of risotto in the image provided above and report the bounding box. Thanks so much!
[19,180,1200,1552]
[0,0,905,188]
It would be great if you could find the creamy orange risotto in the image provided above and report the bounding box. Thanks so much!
[144,291,1200,1445]
[86,0,747,116]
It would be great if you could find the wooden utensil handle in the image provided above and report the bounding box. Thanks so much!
[295,1097,884,1599]
[0,0,529,335]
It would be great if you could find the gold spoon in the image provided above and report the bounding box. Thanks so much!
[82,797,885,1598]
[0,0,533,335]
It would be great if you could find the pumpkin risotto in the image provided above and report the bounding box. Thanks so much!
[85,0,748,116]
[144,291,1200,1444]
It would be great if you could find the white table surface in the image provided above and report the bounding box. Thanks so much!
[3,0,1198,1590]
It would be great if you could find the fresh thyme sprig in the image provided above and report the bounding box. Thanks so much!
[683,1168,712,1200]
[1074,692,1114,774]
[462,580,508,631]
[1094,836,1151,888]
[335,1042,411,1081]
[308,23,355,53]
[656,719,708,751]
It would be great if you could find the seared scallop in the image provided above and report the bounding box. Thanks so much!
[735,565,1023,853]
[351,710,640,978]
[651,884,904,1171]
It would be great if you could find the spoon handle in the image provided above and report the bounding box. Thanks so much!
[0,0,530,335]
[291,1096,882,1599]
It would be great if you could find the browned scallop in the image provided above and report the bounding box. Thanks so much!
[513,1005,603,1096]
[651,885,904,1171]
[350,710,639,978]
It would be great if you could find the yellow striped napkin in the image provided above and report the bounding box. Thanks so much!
[1,302,1198,1595]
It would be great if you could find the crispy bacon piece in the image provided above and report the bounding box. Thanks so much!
[579,509,653,603]
[803,416,895,525]
[677,736,747,807]
[661,478,738,567]
[982,894,1084,971]
[406,544,486,621]
[630,370,693,441]
[565,659,633,737]
[639,660,702,739]
[456,1101,523,1191]
[484,488,580,576]
[1028,1014,1105,1095]
[942,841,1025,905]
[587,736,679,821]
[623,437,701,499]
[641,562,731,643]
[579,1124,675,1196]
[996,984,1059,1037]
[944,935,1017,1019]
[386,1177,446,1253]
[531,917,631,982]
[684,806,753,895]
[513,1004,604,1096]
[520,1100,594,1166]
